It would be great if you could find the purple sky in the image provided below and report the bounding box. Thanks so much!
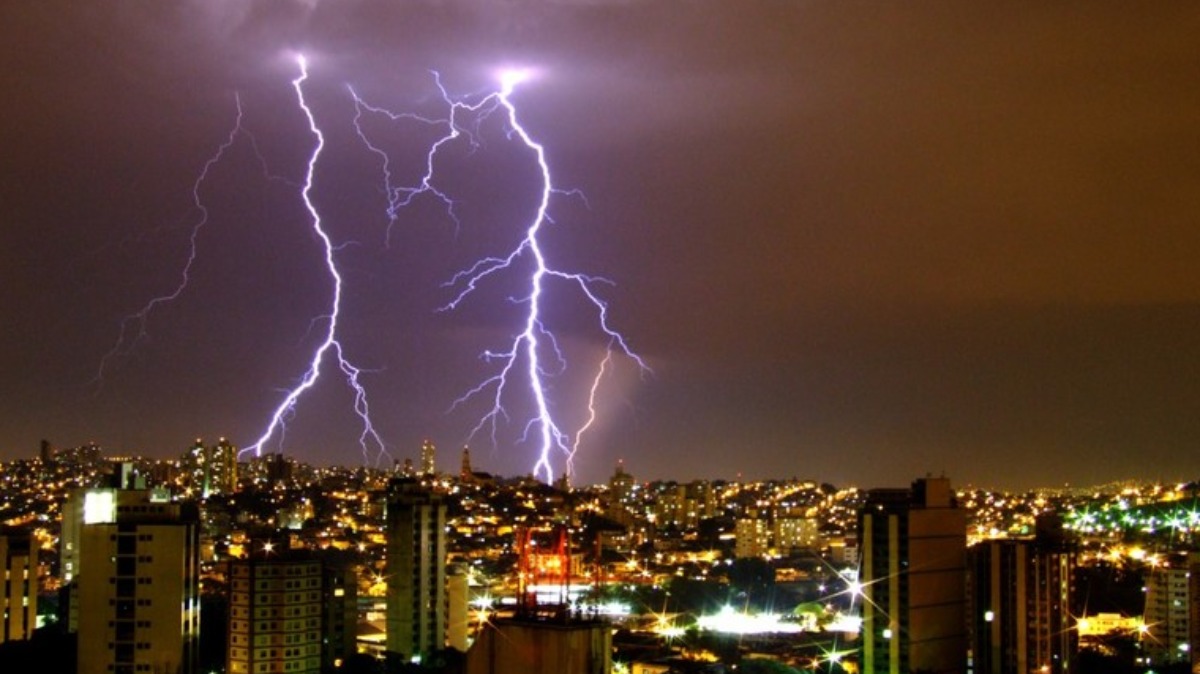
[3,2,1200,489]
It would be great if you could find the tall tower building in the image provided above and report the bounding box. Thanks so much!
[321,558,359,669]
[1143,561,1190,668]
[228,547,323,674]
[859,476,967,674]
[184,439,207,497]
[967,517,1077,674]
[209,437,238,495]
[387,479,448,662]
[447,565,470,652]
[76,489,201,674]
[0,529,37,644]
[607,461,636,525]
[420,439,436,476]
[1187,552,1200,674]
[183,437,239,498]
[61,464,151,633]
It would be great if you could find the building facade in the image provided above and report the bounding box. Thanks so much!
[76,491,201,674]
[228,551,323,674]
[464,618,611,674]
[967,521,1077,674]
[859,476,967,674]
[387,479,448,662]
[1144,563,1190,668]
[420,440,436,476]
[183,437,238,498]
[0,530,37,644]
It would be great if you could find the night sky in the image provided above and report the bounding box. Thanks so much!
[3,2,1199,490]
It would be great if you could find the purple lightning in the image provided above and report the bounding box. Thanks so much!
[568,347,614,480]
[352,67,648,483]
[94,93,262,384]
[239,55,387,464]
[348,80,460,245]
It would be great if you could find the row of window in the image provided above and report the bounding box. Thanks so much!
[229,618,320,632]
[231,564,320,578]
[107,598,153,606]
[230,630,319,646]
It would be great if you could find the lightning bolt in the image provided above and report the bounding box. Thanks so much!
[348,79,461,245]
[94,93,268,384]
[239,55,387,465]
[568,347,613,481]
[352,68,648,483]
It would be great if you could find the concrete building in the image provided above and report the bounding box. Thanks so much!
[322,559,359,669]
[0,530,37,644]
[735,518,771,559]
[464,617,611,674]
[652,481,715,532]
[607,461,637,526]
[967,518,1077,674]
[1187,553,1200,674]
[76,489,201,674]
[387,479,448,662]
[773,517,820,552]
[227,548,323,674]
[420,439,436,476]
[859,476,967,674]
[447,565,470,652]
[1144,562,1190,668]
[183,437,238,498]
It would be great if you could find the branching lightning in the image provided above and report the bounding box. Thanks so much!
[352,68,648,483]
[240,55,387,464]
[94,94,259,384]
[98,58,642,478]
[568,347,613,479]
[348,79,462,244]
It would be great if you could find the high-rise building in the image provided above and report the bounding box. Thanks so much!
[321,557,359,669]
[1144,562,1190,668]
[1187,552,1200,674]
[76,489,201,674]
[387,479,448,662]
[607,461,636,525]
[967,517,1077,674]
[447,565,470,652]
[210,437,238,495]
[859,476,967,674]
[61,464,153,633]
[183,437,238,498]
[0,529,37,644]
[420,439,436,476]
[227,547,323,674]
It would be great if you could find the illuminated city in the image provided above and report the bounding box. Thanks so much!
[3,444,1200,672]
[3,2,1200,674]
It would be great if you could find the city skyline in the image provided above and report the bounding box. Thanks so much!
[3,2,1200,490]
